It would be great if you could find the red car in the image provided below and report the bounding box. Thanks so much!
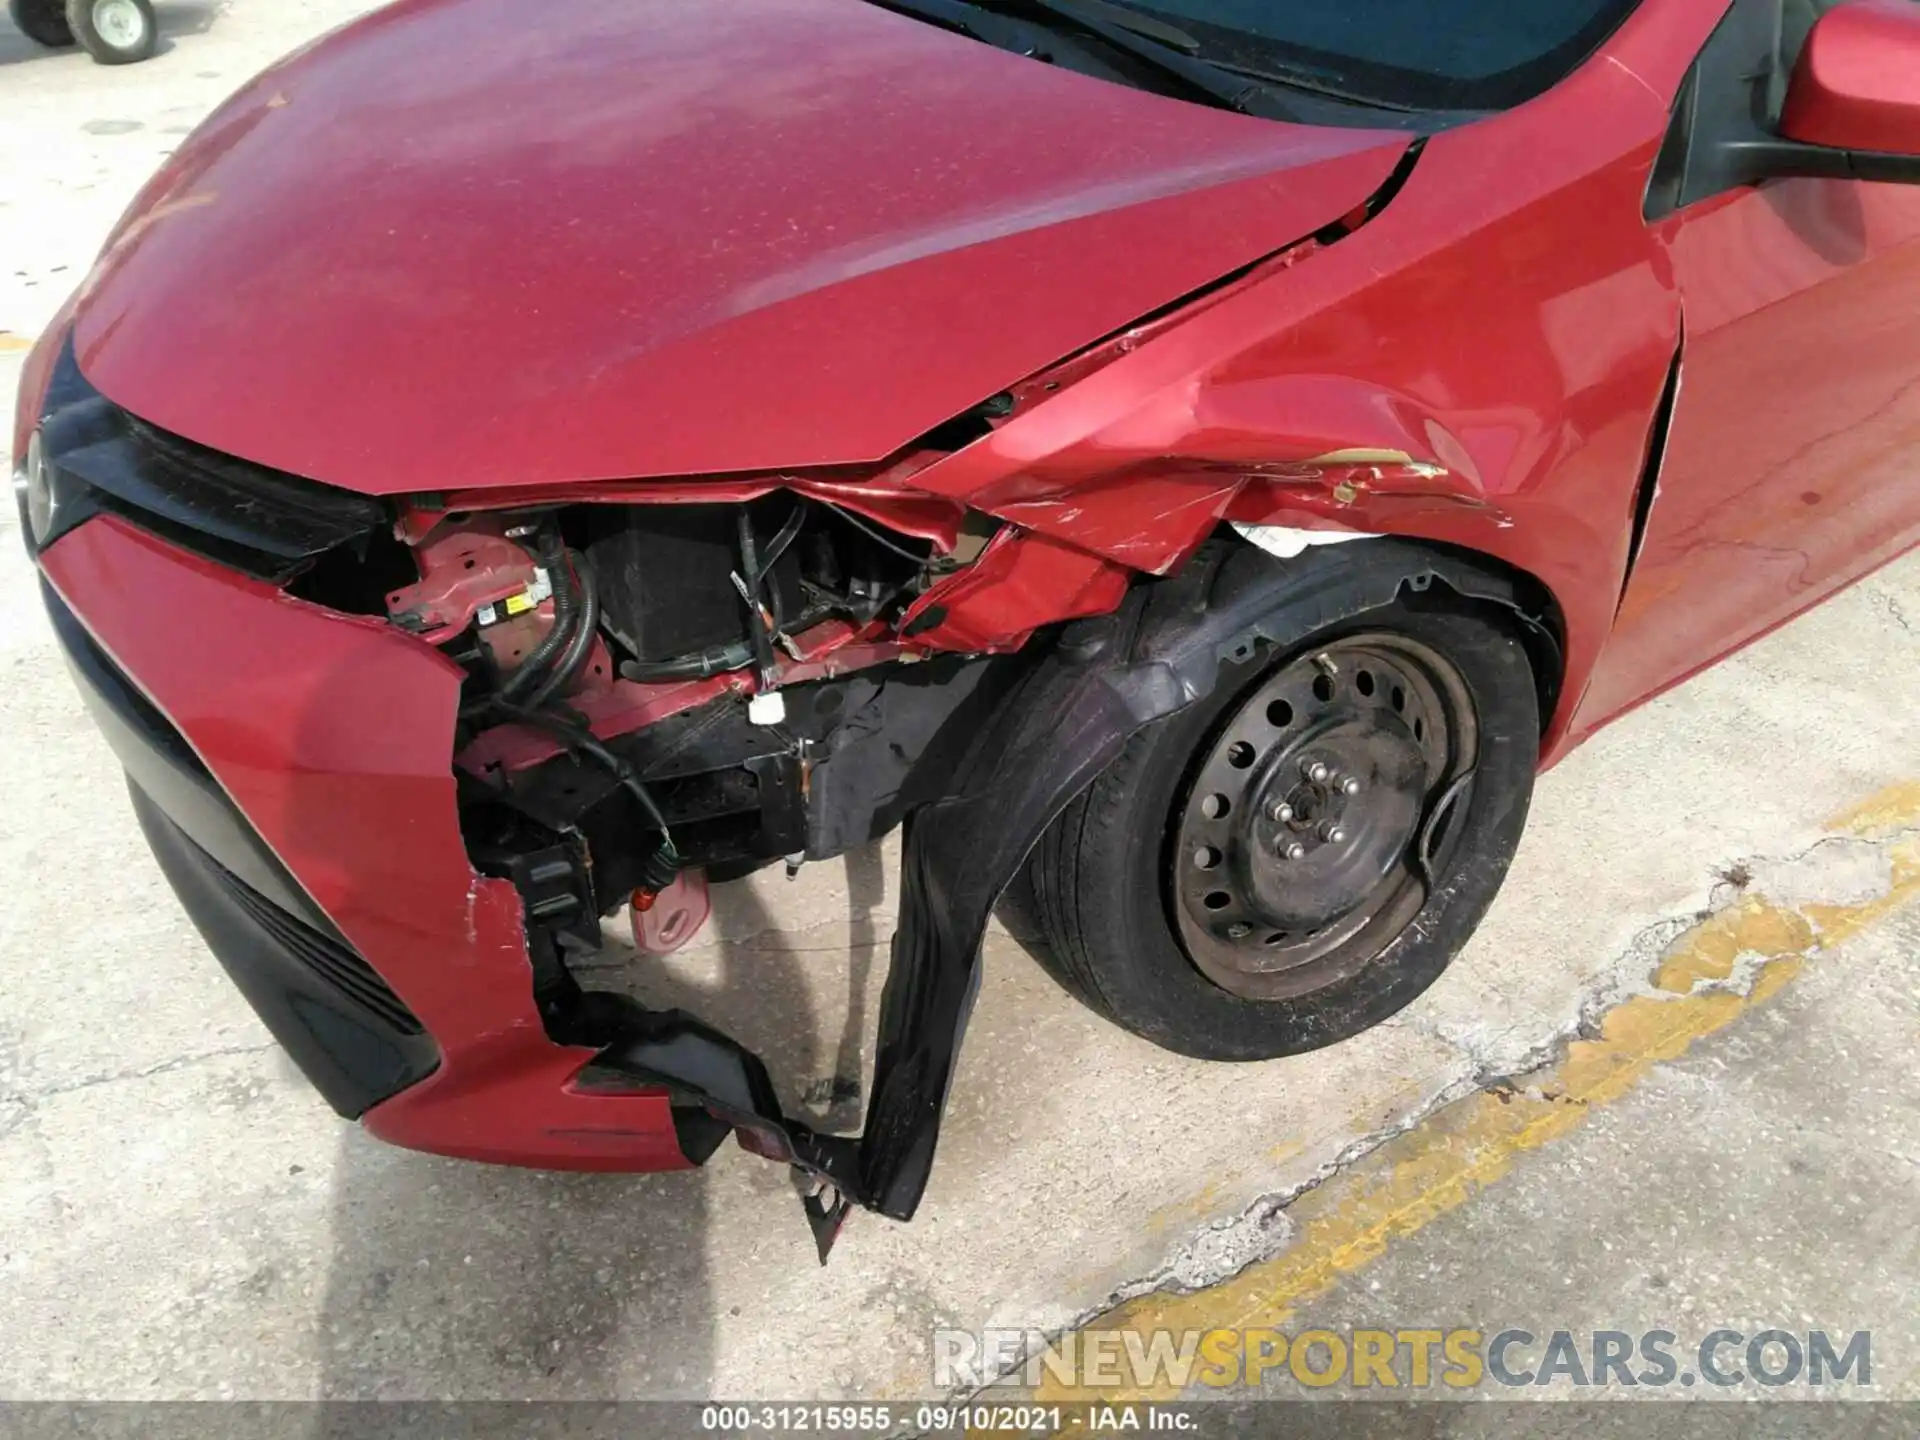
[15,0,1920,1257]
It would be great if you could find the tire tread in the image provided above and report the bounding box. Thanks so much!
[1001,546,1539,1061]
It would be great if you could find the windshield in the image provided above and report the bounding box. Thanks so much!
[1117,0,1645,111]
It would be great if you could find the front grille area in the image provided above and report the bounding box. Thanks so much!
[32,335,388,579]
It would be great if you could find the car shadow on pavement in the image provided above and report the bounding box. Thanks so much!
[311,849,887,1401]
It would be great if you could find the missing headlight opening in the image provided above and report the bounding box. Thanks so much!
[383,491,1021,1257]
[390,493,967,901]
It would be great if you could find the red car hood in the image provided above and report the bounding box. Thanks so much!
[71,0,1405,495]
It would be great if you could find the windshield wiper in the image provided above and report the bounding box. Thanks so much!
[859,0,1301,120]
[969,0,1286,117]
[1008,0,1203,53]
[858,0,1055,51]
[1205,56,1425,115]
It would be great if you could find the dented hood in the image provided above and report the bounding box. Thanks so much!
[70,0,1405,495]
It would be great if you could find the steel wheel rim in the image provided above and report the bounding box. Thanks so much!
[1168,632,1478,1001]
[92,0,143,48]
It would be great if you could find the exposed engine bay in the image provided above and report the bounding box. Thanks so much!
[375,490,1028,1257]
[392,494,993,919]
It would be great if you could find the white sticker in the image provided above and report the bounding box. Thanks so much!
[1231,522,1380,560]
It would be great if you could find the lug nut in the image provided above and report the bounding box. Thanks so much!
[1340,776,1362,796]
[1321,823,1348,844]
[1304,760,1330,784]
[1226,923,1252,939]
[1269,801,1294,823]
[1282,842,1307,861]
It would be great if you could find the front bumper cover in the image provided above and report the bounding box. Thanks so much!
[38,504,1163,1255]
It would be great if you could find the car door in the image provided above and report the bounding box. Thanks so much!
[1574,0,1920,729]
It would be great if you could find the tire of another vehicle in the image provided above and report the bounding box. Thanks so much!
[65,0,155,63]
[1004,558,1539,1063]
[8,0,74,46]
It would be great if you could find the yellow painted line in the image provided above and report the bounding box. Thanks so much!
[1832,780,1920,838]
[0,334,34,353]
[1029,782,1920,1405]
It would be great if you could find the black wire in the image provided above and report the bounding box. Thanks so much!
[499,530,579,703]
[759,501,807,577]
[618,640,754,683]
[736,510,779,684]
[523,553,600,710]
[483,700,676,854]
[823,503,933,564]
[451,538,676,867]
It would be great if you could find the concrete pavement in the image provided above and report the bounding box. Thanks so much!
[2,0,1917,1408]
[1026,820,1920,1406]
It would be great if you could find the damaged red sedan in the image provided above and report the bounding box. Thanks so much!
[16,0,1920,1257]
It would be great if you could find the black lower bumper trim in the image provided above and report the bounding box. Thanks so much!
[41,578,438,1118]
[131,784,440,1117]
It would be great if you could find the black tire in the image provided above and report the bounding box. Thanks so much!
[1004,552,1538,1062]
[8,0,74,46]
[65,0,155,63]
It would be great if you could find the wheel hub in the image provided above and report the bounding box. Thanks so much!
[1170,635,1474,1001]
[93,0,143,47]
[1239,725,1428,932]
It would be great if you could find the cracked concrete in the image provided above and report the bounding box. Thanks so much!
[964,816,1920,1396]
[8,1040,282,1105]
[1231,899,1920,1403]
[1730,835,1902,911]
[2,0,1919,1406]
[1883,591,1914,635]
[1002,828,1920,1410]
